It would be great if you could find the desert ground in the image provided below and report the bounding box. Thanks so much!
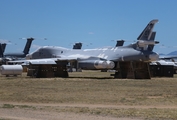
[0,71,177,120]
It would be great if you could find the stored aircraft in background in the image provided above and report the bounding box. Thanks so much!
[115,40,125,47]
[4,37,35,59]
[0,39,10,57]
[73,42,82,49]
[0,42,7,64]
[0,43,6,57]
[0,37,46,64]
[72,42,93,49]
[3,37,46,60]
[151,54,177,74]
[72,41,125,49]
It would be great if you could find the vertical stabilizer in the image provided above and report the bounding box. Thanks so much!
[137,19,158,40]
[73,42,82,49]
[1,43,6,53]
[23,37,34,55]
[0,43,4,57]
[116,40,125,47]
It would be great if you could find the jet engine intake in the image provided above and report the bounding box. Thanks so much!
[78,60,115,70]
[105,61,115,69]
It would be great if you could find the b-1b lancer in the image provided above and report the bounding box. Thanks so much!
[11,19,159,79]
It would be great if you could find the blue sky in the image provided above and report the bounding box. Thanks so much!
[0,0,177,54]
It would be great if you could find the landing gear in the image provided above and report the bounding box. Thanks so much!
[27,61,69,78]
[113,61,151,79]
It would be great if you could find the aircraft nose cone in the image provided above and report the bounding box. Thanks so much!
[149,52,159,61]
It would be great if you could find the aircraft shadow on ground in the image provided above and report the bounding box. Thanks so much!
[68,76,114,79]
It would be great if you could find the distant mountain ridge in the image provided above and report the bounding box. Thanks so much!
[159,51,177,56]
[167,51,177,55]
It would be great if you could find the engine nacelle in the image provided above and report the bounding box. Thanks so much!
[78,60,115,70]
[105,61,115,69]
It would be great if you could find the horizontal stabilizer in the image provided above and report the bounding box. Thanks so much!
[137,40,159,47]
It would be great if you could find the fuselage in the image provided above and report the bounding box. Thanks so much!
[26,45,159,62]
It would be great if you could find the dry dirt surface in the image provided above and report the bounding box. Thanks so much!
[1,72,177,119]
[0,102,142,120]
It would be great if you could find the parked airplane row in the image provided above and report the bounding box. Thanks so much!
[1,19,174,78]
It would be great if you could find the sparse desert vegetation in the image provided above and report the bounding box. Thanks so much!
[0,71,177,119]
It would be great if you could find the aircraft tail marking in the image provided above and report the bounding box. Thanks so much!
[137,19,158,40]
[147,31,156,51]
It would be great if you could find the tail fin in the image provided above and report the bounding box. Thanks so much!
[1,43,6,53]
[0,43,4,57]
[147,32,156,51]
[135,19,159,51]
[137,19,158,40]
[23,37,34,55]
[73,42,82,49]
[115,40,125,47]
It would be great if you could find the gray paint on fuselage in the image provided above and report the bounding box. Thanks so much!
[26,19,159,63]
[29,45,157,62]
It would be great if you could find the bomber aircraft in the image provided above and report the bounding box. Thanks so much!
[10,19,159,79]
